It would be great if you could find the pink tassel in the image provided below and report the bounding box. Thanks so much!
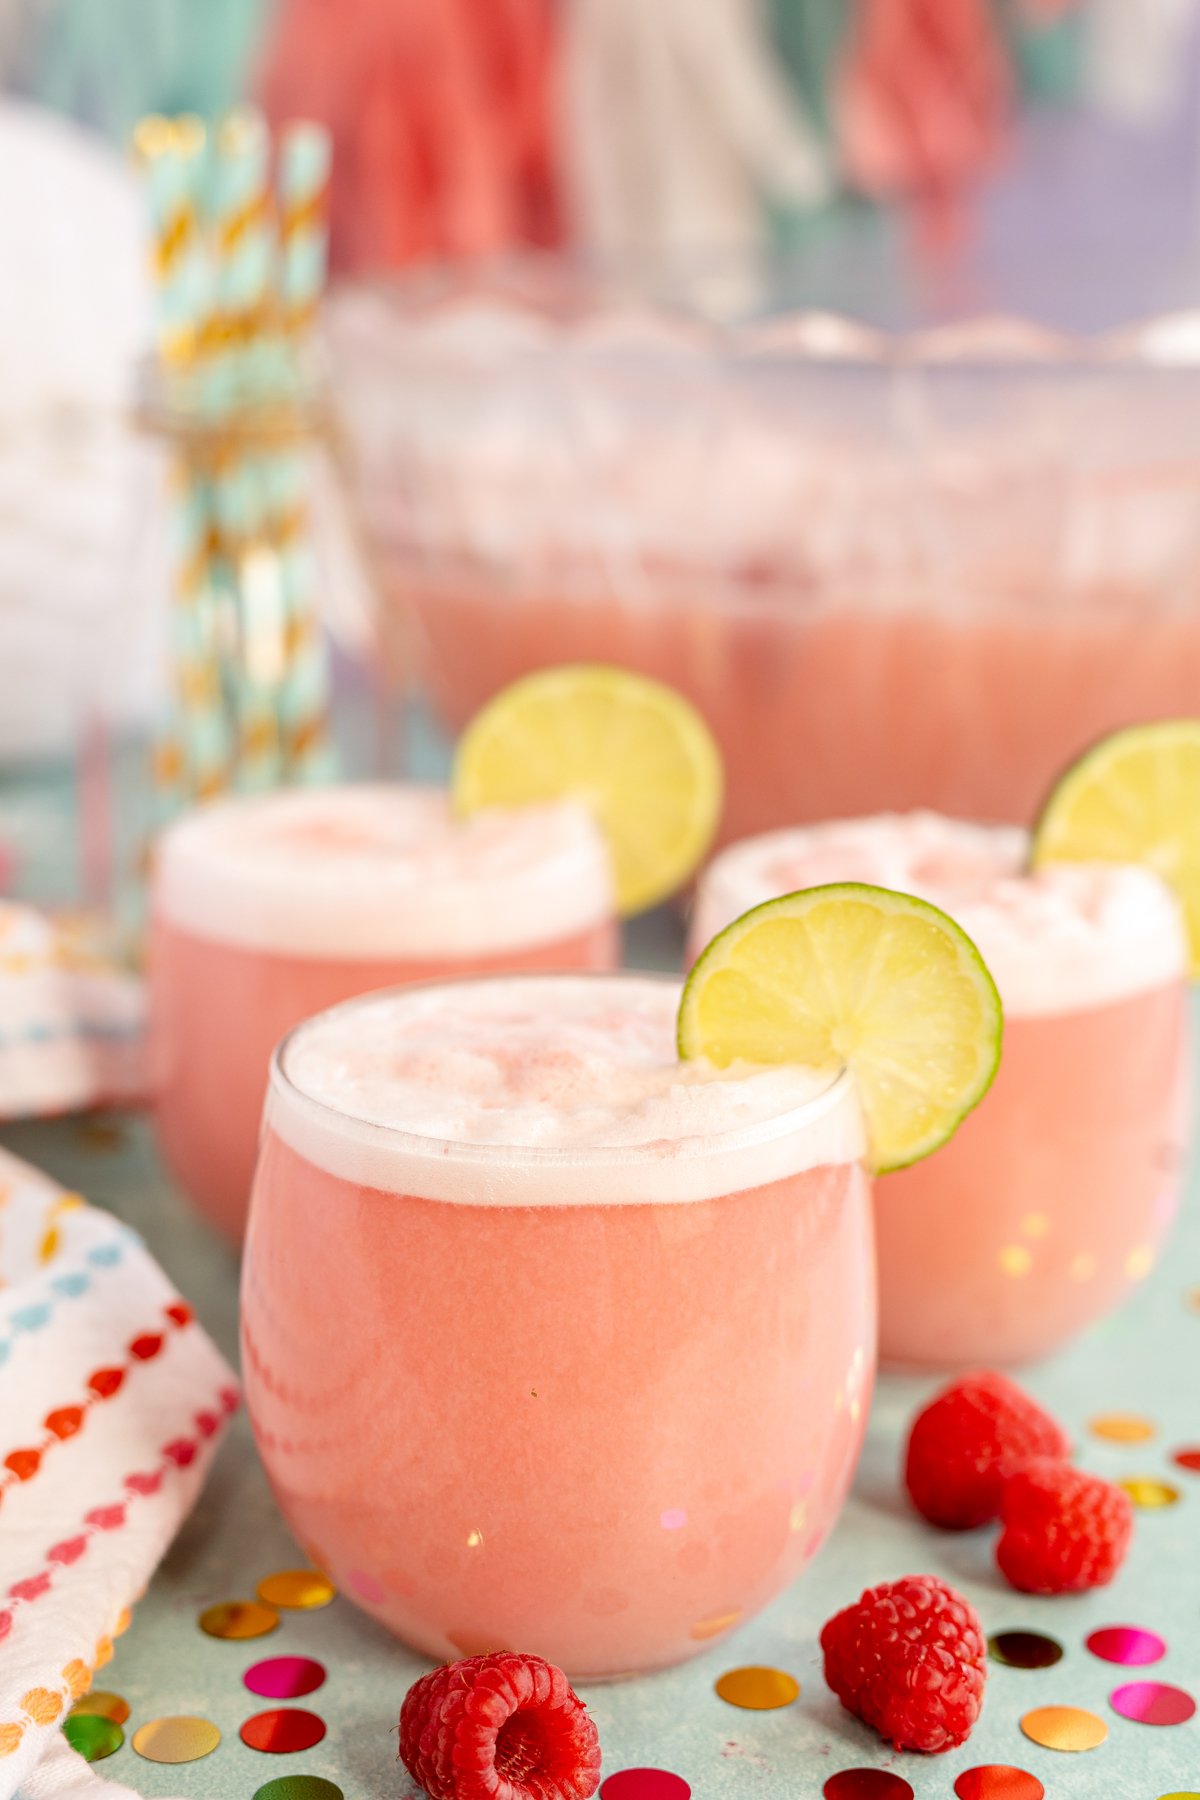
[256,0,561,272]
[836,0,1012,251]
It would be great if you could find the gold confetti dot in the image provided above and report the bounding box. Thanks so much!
[1119,1477,1181,1509]
[1020,1704,1108,1752]
[199,1600,279,1639]
[1187,1287,1200,1313]
[70,1692,130,1726]
[1021,1213,1050,1240]
[255,1571,335,1611]
[1090,1413,1156,1444]
[1126,1245,1155,1281]
[714,1666,800,1710]
[132,1716,221,1764]
[1070,1253,1097,1283]
[999,1245,1032,1278]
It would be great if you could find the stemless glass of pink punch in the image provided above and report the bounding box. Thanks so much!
[241,974,873,1676]
[149,785,617,1242]
[691,814,1191,1369]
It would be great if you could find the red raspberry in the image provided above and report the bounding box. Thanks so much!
[820,1574,987,1754]
[399,1652,601,1800]
[996,1457,1133,1594]
[904,1370,1070,1529]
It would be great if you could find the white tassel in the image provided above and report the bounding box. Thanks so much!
[560,0,830,280]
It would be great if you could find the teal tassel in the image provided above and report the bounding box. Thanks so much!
[30,0,272,142]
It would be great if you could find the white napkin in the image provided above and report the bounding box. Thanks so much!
[0,1147,237,1800]
[0,906,144,1122]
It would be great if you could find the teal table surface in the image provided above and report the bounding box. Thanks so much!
[1,725,1198,1799]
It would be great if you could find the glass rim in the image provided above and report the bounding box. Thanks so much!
[334,254,1200,372]
[266,969,859,1174]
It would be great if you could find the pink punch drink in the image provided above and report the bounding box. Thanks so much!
[150,785,617,1242]
[242,975,872,1675]
[692,815,1191,1369]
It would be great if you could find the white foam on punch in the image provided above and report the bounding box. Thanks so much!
[267,975,864,1205]
[691,813,1187,1017]
[153,785,614,958]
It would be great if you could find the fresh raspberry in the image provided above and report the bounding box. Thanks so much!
[399,1652,601,1800]
[904,1370,1070,1529]
[820,1574,987,1754]
[996,1457,1133,1594]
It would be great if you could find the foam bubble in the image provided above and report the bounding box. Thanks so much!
[153,785,614,958]
[692,813,1187,1016]
[267,975,863,1205]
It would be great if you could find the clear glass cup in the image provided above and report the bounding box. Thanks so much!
[149,785,618,1242]
[241,973,873,1676]
[691,814,1192,1368]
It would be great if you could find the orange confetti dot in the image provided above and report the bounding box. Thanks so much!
[1090,1413,1156,1444]
[714,1666,800,1710]
[1020,1704,1107,1752]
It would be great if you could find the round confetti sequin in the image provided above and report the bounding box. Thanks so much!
[240,1709,327,1754]
[824,1774,914,1800]
[256,1570,336,1610]
[1172,1447,1200,1474]
[954,1771,1044,1800]
[1090,1412,1156,1444]
[62,1714,124,1762]
[69,1691,130,1725]
[254,1780,345,1800]
[245,1656,327,1700]
[988,1631,1064,1670]
[199,1600,279,1640]
[714,1666,800,1710]
[1119,1477,1181,1509]
[1020,1705,1108,1752]
[601,1772,690,1800]
[1158,1793,1200,1799]
[1086,1625,1167,1666]
[1110,1681,1197,1726]
[132,1716,222,1763]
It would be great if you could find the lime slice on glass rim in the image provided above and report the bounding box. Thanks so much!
[453,664,723,916]
[678,884,1003,1174]
[1030,719,1200,976]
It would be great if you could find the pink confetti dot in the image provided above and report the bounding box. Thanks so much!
[601,1771,690,1800]
[1110,1682,1197,1726]
[1086,1626,1166,1666]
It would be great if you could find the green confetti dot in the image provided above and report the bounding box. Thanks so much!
[63,1713,124,1762]
[253,1779,344,1800]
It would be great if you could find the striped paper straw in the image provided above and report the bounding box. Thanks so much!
[210,107,274,390]
[133,113,212,367]
[277,120,332,336]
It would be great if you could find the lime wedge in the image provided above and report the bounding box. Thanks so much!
[453,664,723,916]
[678,884,1003,1173]
[1030,719,1200,975]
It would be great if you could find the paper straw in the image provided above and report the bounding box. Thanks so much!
[133,113,212,366]
[277,120,332,335]
[210,108,274,379]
